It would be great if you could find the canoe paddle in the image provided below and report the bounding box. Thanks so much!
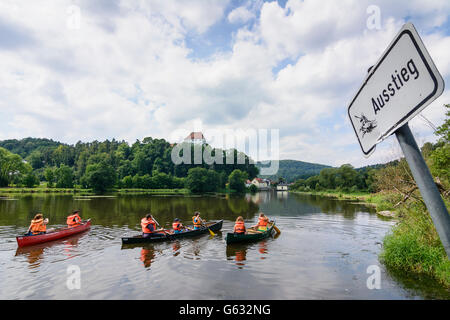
[207,226,216,236]
[270,220,281,235]
[151,217,170,235]
[201,221,216,236]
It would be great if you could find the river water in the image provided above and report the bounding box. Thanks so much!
[0,192,448,299]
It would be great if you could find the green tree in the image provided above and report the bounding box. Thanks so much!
[55,164,75,188]
[335,164,358,191]
[318,167,337,189]
[305,175,319,189]
[22,172,39,188]
[428,104,450,184]
[185,167,209,193]
[82,162,117,193]
[249,184,258,193]
[435,104,450,143]
[44,167,55,187]
[153,172,172,189]
[228,169,248,193]
[205,170,220,192]
[27,151,44,169]
[121,175,133,188]
[0,147,31,187]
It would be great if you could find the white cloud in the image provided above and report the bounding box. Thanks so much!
[0,0,449,168]
[228,6,255,24]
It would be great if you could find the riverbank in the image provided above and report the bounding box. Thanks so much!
[291,189,450,288]
[0,187,189,197]
[381,200,450,288]
[289,190,397,213]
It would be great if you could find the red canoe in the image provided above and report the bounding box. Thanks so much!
[16,220,91,247]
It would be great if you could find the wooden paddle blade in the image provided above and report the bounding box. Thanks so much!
[208,228,216,236]
[273,225,281,234]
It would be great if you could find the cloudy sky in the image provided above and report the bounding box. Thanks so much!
[0,0,449,167]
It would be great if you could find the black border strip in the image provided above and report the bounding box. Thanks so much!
[348,28,438,155]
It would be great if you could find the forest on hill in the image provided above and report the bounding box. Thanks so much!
[256,159,331,182]
[0,137,258,193]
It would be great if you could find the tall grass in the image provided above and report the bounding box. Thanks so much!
[380,202,450,287]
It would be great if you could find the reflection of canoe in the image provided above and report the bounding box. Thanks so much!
[16,220,91,247]
[122,220,223,244]
[225,221,275,245]
[15,230,86,256]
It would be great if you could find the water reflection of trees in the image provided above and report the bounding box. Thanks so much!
[258,192,376,219]
[0,192,376,231]
[0,195,260,229]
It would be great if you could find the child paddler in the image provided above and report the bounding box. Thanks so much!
[26,213,49,236]
[253,213,269,231]
[141,214,165,238]
[192,212,205,230]
[172,218,186,234]
[233,216,246,234]
[66,210,82,228]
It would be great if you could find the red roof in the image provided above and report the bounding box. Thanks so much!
[185,132,205,140]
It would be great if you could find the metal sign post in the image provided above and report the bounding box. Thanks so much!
[348,22,450,259]
[395,123,450,258]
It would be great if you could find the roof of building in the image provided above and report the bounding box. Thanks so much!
[184,132,205,140]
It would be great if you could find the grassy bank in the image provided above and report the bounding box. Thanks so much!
[380,201,450,287]
[292,188,450,287]
[0,187,189,196]
[290,189,398,211]
[0,187,93,195]
[116,188,189,195]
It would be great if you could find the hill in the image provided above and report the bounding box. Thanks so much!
[256,159,331,182]
[0,137,64,158]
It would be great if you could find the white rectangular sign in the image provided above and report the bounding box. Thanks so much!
[348,23,444,156]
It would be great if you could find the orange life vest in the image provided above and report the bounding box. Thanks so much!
[172,222,182,231]
[67,213,82,227]
[234,221,246,234]
[30,218,46,234]
[192,216,202,228]
[258,217,268,227]
[141,218,156,233]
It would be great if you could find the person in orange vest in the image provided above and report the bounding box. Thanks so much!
[254,212,269,231]
[192,212,205,230]
[66,210,82,228]
[172,218,186,234]
[233,216,246,234]
[26,213,48,235]
[141,214,165,238]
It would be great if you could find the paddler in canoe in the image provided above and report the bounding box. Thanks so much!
[192,211,205,230]
[66,210,82,228]
[233,216,247,234]
[26,213,49,236]
[141,214,166,238]
[252,213,269,232]
[172,218,187,234]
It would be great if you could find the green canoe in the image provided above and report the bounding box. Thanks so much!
[225,221,276,245]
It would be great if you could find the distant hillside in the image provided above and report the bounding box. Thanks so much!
[256,159,332,182]
[0,137,64,158]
